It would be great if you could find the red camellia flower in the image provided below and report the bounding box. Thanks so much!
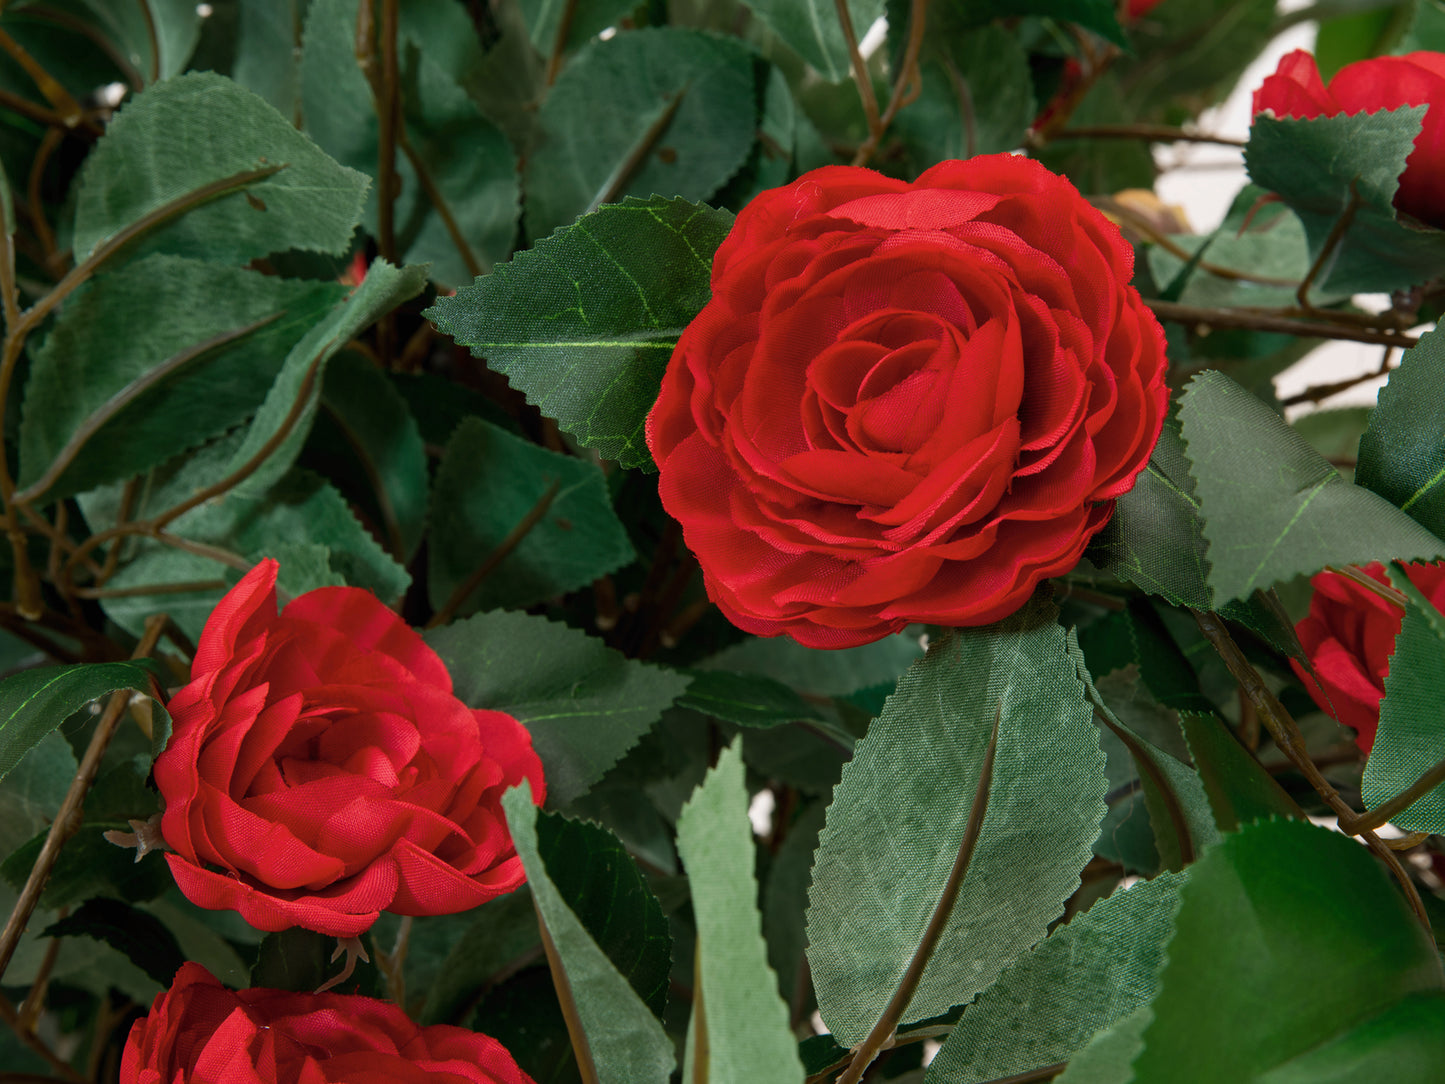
[153,559,544,937]
[1253,50,1445,229]
[122,962,534,1084]
[1291,562,1445,753]
[646,156,1169,648]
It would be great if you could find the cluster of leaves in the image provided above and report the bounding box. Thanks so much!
[1,0,1444,1082]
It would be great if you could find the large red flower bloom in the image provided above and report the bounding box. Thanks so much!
[154,559,544,937]
[647,156,1169,647]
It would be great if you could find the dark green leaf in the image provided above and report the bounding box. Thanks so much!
[0,660,165,780]
[73,0,202,81]
[1400,0,1445,51]
[927,871,1184,1083]
[17,256,344,504]
[428,418,635,616]
[806,600,1108,1047]
[1178,712,1305,833]
[677,669,823,728]
[1180,370,1445,603]
[1293,406,1373,472]
[536,809,672,1017]
[1054,1006,1150,1084]
[677,740,804,1081]
[1357,327,1445,539]
[523,28,754,239]
[1246,108,1445,294]
[1131,819,1445,1083]
[426,609,691,803]
[738,0,884,81]
[1254,993,1445,1084]
[502,782,675,1080]
[41,897,185,987]
[763,800,826,999]
[951,0,1125,46]
[701,631,923,697]
[0,731,76,857]
[232,0,309,119]
[518,0,640,54]
[72,71,368,265]
[419,889,542,1025]
[251,927,347,992]
[427,195,732,469]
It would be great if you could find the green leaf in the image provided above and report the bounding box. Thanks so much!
[40,897,185,988]
[677,669,823,728]
[1255,994,1445,1084]
[677,740,805,1082]
[1360,566,1445,833]
[0,731,76,857]
[427,195,732,469]
[316,350,429,562]
[1054,1006,1151,1084]
[738,0,884,81]
[1131,819,1445,1083]
[1400,0,1445,51]
[428,418,634,616]
[224,259,430,500]
[763,800,827,999]
[251,927,345,992]
[1178,712,1305,833]
[1144,215,1312,310]
[927,871,1184,1084]
[951,0,1126,47]
[232,0,308,119]
[893,27,1036,165]
[1180,370,1445,603]
[0,660,165,780]
[519,0,640,54]
[1357,327,1445,539]
[1245,109,1445,294]
[535,809,672,1018]
[701,631,923,697]
[523,28,755,239]
[419,889,541,1025]
[502,782,676,1082]
[1292,406,1373,470]
[72,71,368,265]
[73,0,202,81]
[17,255,345,505]
[425,609,691,804]
[805,599,1108,1047]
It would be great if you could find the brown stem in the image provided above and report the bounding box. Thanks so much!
[1345,754,1445,835]
[426,480,561,629]
[1049,123,1245,147]
[0,28,83,127]
[25,126,63,277]
[1279,346,1395,408]
[0,993,83,1083]
[95,478,139,589]
[0,614,167,984]
[1192,609,1432,929]
[835,0,881,142]
[851,0,929,167]
[376,0,400,264]
[16,904,65,1032]
[73,578,228,600]
[534,897,599,1084]
[0,88,71,130]
[544,0,579,87]
[690,938,709,1082]
[1325,564,1408,609]
[1146,299,1418,348]
[1095,709,1194,865]
[1112,206,1297,287]
[19,5,145,94]
[835,705,1000,1084]
[136,0,160,82]
[396,130,483,279]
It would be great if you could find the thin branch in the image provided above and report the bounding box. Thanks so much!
[1146,299,1419,348]
[1279,346,1395,408]
[587,86,690,213]
[18,5,145,93]
[1096,709,1194,865]
[136,0,160,82]
[17,904,65,1031]
[1049,124,1245,147]
[376,0,400,263]
[835,0,881,142]
[1191,609,1432,930]
[851,0,929,167]
[95,477,139,589]
[24,126,62,277]
[395,129,483,279]
[0,27,83,127]
[1110,206,1297,287]
[426,480,561,629]
[0,87,71,130]
[0,994,83,1083]
[690,939,709,1082]
[72,578,228,600]
[0,614,167,984]
[836,705,1001,1084]
[1345,754,1445,835]
[534,897,599,1084]
[544,0,579,87]
[1325,564,1408,609]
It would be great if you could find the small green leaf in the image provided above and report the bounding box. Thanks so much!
[1246,108,1445,294]
[0,661,166,780]
[502,782,676,1082]
[428,195,732,469]
[428,418,634,616]
[1131,819,1445,1083]
[1180,370,1445,603]
[806,599,1107,1047]
[72,71,368,265]
[523,29,754,239]
[1357,327,1445,540]
[41,897,185,988]
[419,889,541,1025]
[425,610,691,804]
[677,740,805,1082]
[1178,712,1305,833]
[1360,566,1445,834]
[677,669,823,728]
[738,0,884,81]
[927,871,1185,1083]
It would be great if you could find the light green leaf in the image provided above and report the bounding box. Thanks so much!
[677,740,804,1082]
[739,0,883,81]
[223,259,430,500]
[1357,326,1445,540]
[1360,565,1445,834]
[1131,819,1444,1083]
[17,255,344,505]
[72,71,367,265]
[1180,370,1445,603]
[503,782,675,1083]
[523,28,754,239]
[232,0,309,119]
[805,599,1108,1047]
[0,661,167,780]
[425,609,691,804]
[428,418,634,616]
[427,195,732,469]
[927,872,1184,1084]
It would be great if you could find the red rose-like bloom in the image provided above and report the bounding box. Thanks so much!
[1253,50,1445,229]
[1291,562,1445,753]
[646,157,1169,647]
[1126,0,1165,18]
[154,560,544,937]
[122,962,534,1084]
